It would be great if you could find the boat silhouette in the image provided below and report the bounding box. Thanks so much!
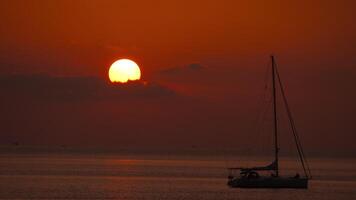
[227,56,312,189]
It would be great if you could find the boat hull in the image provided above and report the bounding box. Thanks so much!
[228,177,308,189]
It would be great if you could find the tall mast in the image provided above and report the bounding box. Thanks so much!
[271,55,279,177]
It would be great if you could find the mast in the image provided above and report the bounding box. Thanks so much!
[271,55,279,177]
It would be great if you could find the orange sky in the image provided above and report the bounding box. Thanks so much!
[0,0,355,155]
[1,0,355,76]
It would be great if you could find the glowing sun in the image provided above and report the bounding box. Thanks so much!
[109,59,141,83]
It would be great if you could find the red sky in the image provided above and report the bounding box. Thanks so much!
[0,0,355,156]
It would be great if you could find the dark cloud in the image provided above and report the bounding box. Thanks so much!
[0,75,175,102]
[159,63,205,75]
[187,63,205,70]
[0,69,355,156]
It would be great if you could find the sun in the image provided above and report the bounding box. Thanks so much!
[109,59,141,83]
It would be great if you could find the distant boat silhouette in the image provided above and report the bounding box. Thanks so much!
[227,56,312,189]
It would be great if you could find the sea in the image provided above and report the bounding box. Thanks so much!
[0,147,355,199]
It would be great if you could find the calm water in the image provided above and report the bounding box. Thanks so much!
[0,152,355,199]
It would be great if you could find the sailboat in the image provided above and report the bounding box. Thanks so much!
[227,56,312,189]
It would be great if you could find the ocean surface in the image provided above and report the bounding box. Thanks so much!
[0,150,355,199]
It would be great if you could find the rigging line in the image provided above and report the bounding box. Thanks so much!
[262,61,274,156]
[248,61,271,156]
[290,115,312,178]
[256,94,273,157]
[275,65,312,178]
[290,119,312,178]
[275,66,309,178]
[255,61,271,131]
[281,86,312,178]
[257,63,273,156]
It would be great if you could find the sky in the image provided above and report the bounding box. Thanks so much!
[0,0,355,156]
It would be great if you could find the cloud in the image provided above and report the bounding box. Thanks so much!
[0,74,175,102]
[159,63,205,76]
